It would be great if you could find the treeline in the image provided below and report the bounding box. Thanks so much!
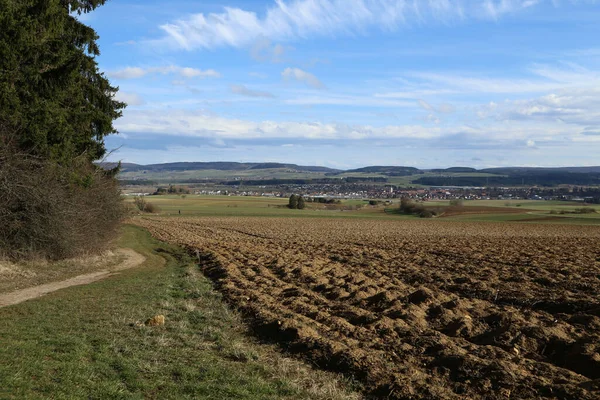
[154,185,190,195]
[288,195,342,209]
[119,179,158,186]
[413,173,600,187]
[333,166,422,176]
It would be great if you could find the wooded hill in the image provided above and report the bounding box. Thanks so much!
[111,162,600,187]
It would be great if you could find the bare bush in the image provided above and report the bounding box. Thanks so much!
[133,196,159,213]
[133,196,147,212]
[143,201,160,214]
[0,141,125,260]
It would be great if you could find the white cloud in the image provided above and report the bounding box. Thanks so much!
[116,109,443,140]
[418,99,456,114]
[110,67,147,79]
[230,84,275,98]
[376,63,600,101]
[114,107,595,149]
[154,0,547,51]
[108,66,221,80]
[250,37,291,62]
[282,67,324,89]
[284,94,414,107]
[114,91,145,106]
[501,88,600,125]
[483,0,540,19]
[418,99,435,111]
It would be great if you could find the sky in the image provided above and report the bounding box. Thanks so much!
[85,0,600,169]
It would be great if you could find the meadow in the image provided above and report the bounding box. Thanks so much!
[126,194,600,224]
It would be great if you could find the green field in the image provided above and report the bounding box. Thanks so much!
[127,195,404,219]
[127,195,600,224]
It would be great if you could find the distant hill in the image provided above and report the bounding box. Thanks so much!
[101,161,600,187]
[106,162,340,174]
[429,167,477,173]
[340,166,423,176]
[481,167,600,174]
[247,163,338,173]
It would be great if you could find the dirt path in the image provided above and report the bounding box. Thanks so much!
[0,249,146,308]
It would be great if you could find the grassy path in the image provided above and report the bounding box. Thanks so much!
[0,225,359,399]
[0,249,145,308]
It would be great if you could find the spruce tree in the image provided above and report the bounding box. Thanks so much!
[0,0,125,163]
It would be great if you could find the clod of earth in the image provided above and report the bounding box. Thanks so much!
[145,315,165,326]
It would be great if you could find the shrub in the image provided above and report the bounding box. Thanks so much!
[297,196,306,210]
[399,197,430,217]
[0,143,125,260]
[144,202,160,213]
[575,207,596,214]
[419,210,434,218]
[134,196,147,212]
[133,196,159,213]
[288,194,299,209]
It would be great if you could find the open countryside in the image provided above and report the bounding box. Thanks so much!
[2,0,600,399]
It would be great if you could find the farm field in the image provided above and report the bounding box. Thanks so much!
[135,216,600,399]
[125,195,400,219]
[126,195,600,224]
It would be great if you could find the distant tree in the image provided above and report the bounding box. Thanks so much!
[400,197,414,213]
[297,196,306,210]
[449,199,464,207]
[399,197,427,216]
[133,196,147,212]
[288,194,299,209]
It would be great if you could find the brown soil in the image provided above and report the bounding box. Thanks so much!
[0,249,145,308]
[135,217,600,400]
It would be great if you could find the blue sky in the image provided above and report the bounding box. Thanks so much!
[87,0,600,169]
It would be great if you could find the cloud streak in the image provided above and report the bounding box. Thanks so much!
[282,67,325,89]
[155,0,546,51]
[230,84,276,98]
[114,91,145,106]
[109,66,221,79]
[114,107,593,150]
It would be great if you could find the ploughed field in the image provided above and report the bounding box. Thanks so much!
[135,217,600,399]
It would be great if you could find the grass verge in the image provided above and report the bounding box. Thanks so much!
[0,225,360,399]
